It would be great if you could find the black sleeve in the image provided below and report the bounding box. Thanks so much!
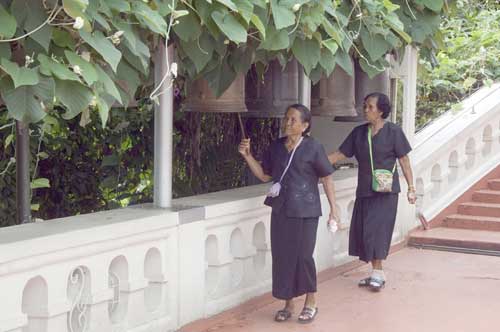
[394,127,412,158]
[313,143,335,177]
[261,145,272,176]
[338,130,355,158]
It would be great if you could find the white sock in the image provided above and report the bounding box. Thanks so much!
[371,269,386,281]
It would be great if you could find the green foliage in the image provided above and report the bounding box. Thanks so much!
[416,1,500,129]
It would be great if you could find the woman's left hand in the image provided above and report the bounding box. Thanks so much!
[327,208,340,232]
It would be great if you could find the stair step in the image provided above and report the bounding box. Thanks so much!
[458,202,500,217]
[408,227,500,253]
[444,214,500,231]
[473,189,500,204]
[488,179,500,191]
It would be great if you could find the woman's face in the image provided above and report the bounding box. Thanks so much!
[363,96,383,122]
[284,108,308,136]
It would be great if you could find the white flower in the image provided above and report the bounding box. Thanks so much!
[73,17,84,30]
[25,55,34,67]
[90,96,97,107]
[113,30,124,38]
[292,3,302,12]
[170,62,178,78]
[73,65,82,75]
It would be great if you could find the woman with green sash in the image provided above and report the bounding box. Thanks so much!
[328,92,416,291]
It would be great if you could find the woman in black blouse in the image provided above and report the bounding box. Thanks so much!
[328,93,416,291]
[239,104,339,323]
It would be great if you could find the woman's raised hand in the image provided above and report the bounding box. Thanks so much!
[238,138,251,157]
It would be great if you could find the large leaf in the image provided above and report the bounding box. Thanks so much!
[173,9,202,42]
[38,54,81,82]
[250,14,266,39]
[96,93,115,128]
[319,47,335,77]
[0,43,11,60]
[55,79,93,119]
[270,0,295,30]
[334,49,353,76]
[64,51,98,85]
[25,1,52,51]
[385,12,411,43]
[292,38,321,75]
[212,11,247,43]
[115,59,140,100]
[0,59,39,88]
[233,0,254,23]
[259,25,289,51]
[112,19,150,58]
[52,28,76,50]
[360,26,392,61]
[180,33,215,73]
[322,39,339,56]
[132,1,168,35]
[216,0,237,11]
[204,59,237,98]
[414,0,444,12]
[94,64,122,103]
[0,75,54,123]
[62,0,89,18]
[80,30,122,72]
[106,0,130,12]
[0,3,17,38]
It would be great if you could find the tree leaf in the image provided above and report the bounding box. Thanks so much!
[38,54,81,82]
[62,0,89,18]
[360,26,391,61]
[173,8,202,42]
[204,59,237,97]
[292,38,321,75]
[322,39,339,56]
[79,30,122,72]
[55,79,93,119]
[96,93,115,128]
[250,14,266,39]
[0,3,17,39]
[414,0,444,12]
[211,11,247,43]
[259,28,289,51]
[180,33,215,73]
[4,134,13,148]
[319,47,335,77]
[25,1,53,51]
[64,51,98,85]
[132,1,168,35]
[52,28,76,50]
[385,12,411,43]
[216,0,238,11]
[233,0,254,23]
[0,43,11,60]
[106,0,130,12]
[334,49,353,76]
[0,59,39,88]
[31,178,50,189]
[0,75,54,123]
[270,0,295,30]
[94,64,122,104]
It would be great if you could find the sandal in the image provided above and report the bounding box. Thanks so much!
[298,307,318,324]
[369,277,385,292]
[358,277,372,287]
[274,309,292,322]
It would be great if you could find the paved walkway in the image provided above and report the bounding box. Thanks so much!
[183,248,500,332]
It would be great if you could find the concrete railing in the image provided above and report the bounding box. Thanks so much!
[413,83,500,224]
[10,83,500,331]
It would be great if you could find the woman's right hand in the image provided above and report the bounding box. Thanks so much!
[238,138,251,157]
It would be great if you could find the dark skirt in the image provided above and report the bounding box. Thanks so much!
[270,210,319,300]
[349,194,399,263]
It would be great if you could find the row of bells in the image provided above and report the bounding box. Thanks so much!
[185,58,389,120]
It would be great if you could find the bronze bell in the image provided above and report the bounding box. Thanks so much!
[354,59,390,117]
[185,73,247,113]
[245,59,300,118]
[311,61,357,118]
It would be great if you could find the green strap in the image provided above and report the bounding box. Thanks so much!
[368,126,396,175]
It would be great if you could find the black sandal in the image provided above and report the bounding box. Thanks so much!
[369,278,385,292]
[274,309,292,322]
[358,277,372,287]
[298,307,318,324]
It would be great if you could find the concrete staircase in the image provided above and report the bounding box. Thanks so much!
[409,178,500,256]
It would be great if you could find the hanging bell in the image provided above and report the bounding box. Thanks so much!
[245,59,300,118]
[354,59,390,117]
[311,61,357,118]
[185,73,247,113]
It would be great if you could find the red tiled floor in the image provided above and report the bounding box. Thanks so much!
[182,248,500,332]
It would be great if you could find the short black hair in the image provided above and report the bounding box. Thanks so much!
[364,92,391,119]
[287,103,312,136]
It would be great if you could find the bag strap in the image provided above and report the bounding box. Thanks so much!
[368,126,396,174]
[279,136,304,183]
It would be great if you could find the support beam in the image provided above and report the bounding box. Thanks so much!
[401,46,418,145]
[298,66,311,109]
[153,41,174,208]
[16,121,30,224]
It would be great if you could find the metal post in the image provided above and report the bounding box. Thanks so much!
[16,120,31,224]
[298,66,311,109]
[153,40,174,208]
